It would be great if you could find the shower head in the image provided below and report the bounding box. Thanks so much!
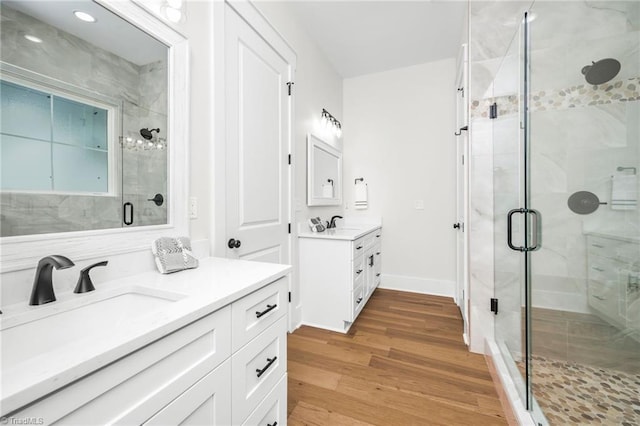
[140,128,160,140]
[581,58,621,85]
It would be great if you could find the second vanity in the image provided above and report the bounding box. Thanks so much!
[299,224,382,333]
[1,258,291,425]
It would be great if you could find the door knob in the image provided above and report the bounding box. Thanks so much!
[228,238,241,249]
[453,223,461,229]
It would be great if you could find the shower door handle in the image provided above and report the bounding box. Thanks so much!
[507,208,541,252]
[528,209,541,251]
[507,208,526,252]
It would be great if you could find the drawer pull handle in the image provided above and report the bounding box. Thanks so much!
[591,244,605,248]
[376,252,381,255]
[592,266,605,272]
[593,295,606,301]
[256,304,277,318]
[376,273,381,277]
[256,356,278,378]
[376,234,381,238]
[356,297,363,304]
[356,269,363,275]
[267,422,278,426]
[356,245,363,250]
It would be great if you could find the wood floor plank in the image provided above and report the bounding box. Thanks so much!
[288,289,508,425]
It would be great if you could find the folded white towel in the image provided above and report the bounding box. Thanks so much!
[355,181,368,210]
[322,183,334,198]
[611,175,637,210]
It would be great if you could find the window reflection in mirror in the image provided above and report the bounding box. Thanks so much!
[0,0,168,237]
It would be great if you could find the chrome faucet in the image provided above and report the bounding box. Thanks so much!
[30,255,75,306]
[326,215,343,229]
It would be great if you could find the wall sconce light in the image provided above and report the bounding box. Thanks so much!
[321,109,342,139]
[161,0,184,23]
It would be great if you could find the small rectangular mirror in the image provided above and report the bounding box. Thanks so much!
[307,133,342,206]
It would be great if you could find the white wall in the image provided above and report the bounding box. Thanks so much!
[343,59,457,297]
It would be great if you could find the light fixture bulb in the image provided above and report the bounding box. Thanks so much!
[157,143,164,150]
[24,34,43,43]
[73,11,97,23]
[336,127,342,138]
[164,7,182,23]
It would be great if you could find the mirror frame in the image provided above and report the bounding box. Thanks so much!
[307,133,342,207]
[0,0,189,273]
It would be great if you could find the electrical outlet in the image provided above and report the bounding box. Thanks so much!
[414,200,425,210]
[189,197,198,219]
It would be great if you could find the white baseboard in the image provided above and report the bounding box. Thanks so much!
[379,273,455,298]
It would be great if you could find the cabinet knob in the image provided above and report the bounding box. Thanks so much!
[228,238,241,249]
[453,223,461,229]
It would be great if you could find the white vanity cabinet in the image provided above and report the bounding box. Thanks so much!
[8,277,288,426]
[299,226,382,333]
[586,233,639,331]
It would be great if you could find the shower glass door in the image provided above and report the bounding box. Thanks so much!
[493,1,640,424]
[526,1,640,425]
[492,16,529,408]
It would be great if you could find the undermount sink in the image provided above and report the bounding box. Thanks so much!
[1,286,186,366]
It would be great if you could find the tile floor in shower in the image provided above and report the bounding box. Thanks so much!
[521,308,640,425]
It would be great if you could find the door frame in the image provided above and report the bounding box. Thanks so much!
[212,0,297,331]
[455,43,470,345]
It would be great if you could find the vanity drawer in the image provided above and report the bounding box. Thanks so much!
[25,306,232,425]
[231,277,287,352]
[353,255,365,287]
[588,280,623,325]
[242,373,287,426]
[143,359,232,426]
[231,315,287,425]
[353,237,366,259]
[374,243,382,278]
[351,285,366,322]
[588,236,639,263]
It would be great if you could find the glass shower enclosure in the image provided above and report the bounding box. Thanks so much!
[492,1,640,424]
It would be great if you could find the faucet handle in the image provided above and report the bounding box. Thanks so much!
[74,261,108,294]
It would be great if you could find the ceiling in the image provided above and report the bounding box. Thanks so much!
[4,0,166,66]
[286,1,467,78]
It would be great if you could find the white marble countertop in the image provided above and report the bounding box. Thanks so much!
[585,230,640,244]
[0,257,291,415]
[298,224,381,241]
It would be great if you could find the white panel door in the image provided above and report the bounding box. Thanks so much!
[225,5,291,265]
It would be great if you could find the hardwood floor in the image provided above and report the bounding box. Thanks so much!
[287,288,508,425]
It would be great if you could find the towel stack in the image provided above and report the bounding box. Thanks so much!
[611,175,637,210]
[355,181,368,209]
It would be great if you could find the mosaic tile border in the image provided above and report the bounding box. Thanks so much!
[471,76,640,118]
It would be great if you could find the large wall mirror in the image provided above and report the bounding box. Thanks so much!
[307,133,342,206]
[0,0,188,272]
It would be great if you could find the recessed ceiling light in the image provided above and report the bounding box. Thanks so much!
[73,10,97,23]
[24,34,43,43]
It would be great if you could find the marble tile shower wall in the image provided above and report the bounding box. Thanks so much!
[468,1,640,352]
[0,6,167,236]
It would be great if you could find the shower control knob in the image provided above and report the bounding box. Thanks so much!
[453,223,461,230]
[227,238,241,249]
